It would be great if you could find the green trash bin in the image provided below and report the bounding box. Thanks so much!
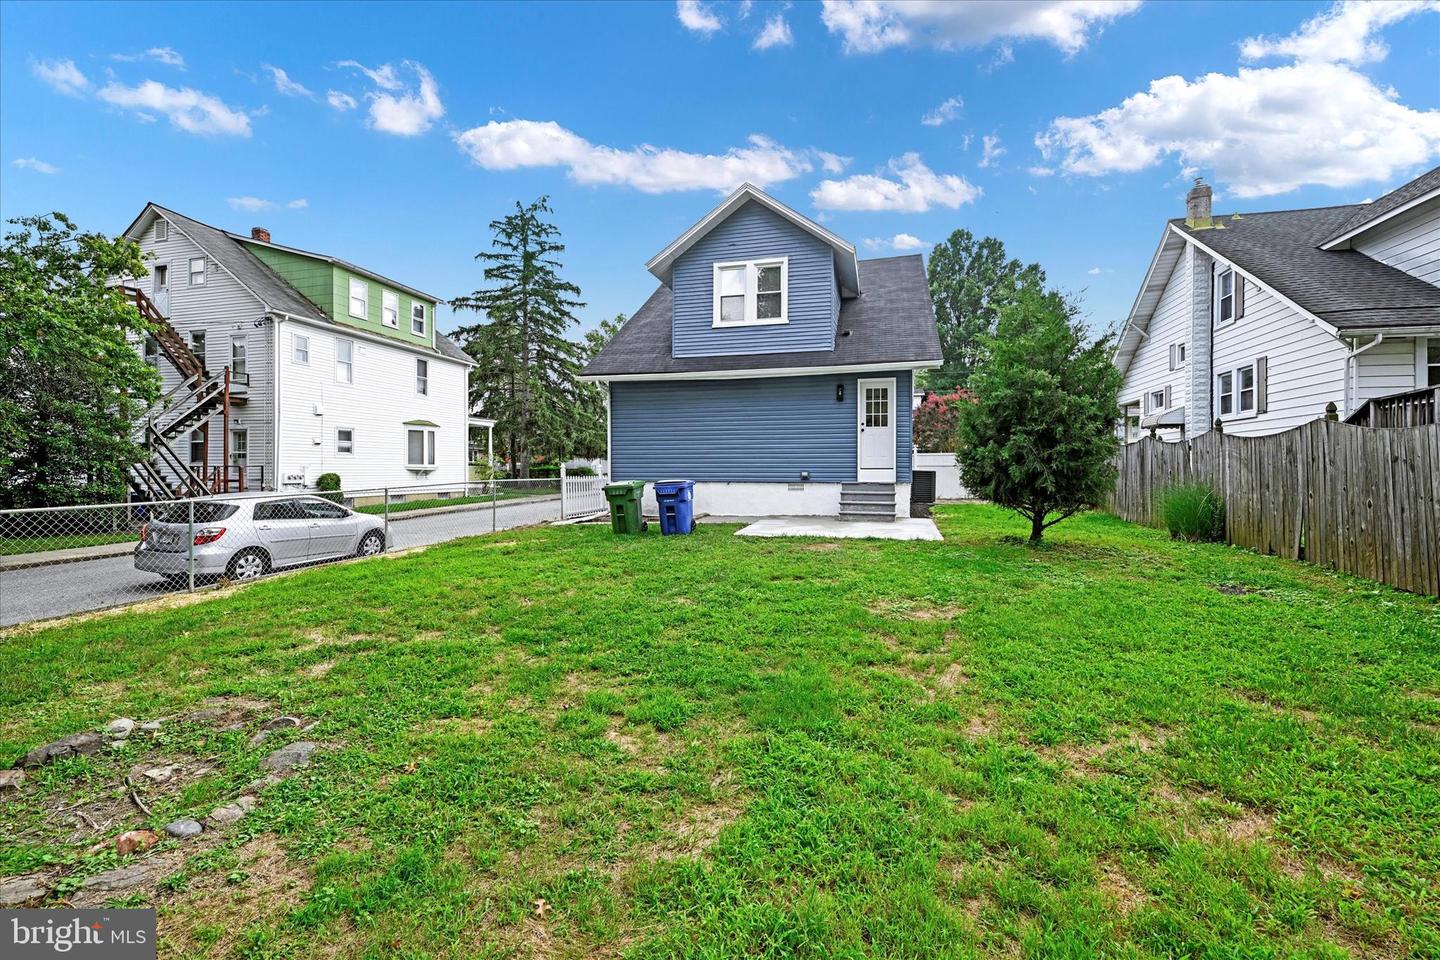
[603,480,647,534]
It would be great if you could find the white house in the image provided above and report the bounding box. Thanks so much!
[1115,166,1440,440]
[121,204,473,497]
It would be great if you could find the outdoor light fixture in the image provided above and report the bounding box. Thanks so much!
[800,471,810,482]
[836,383,845,402]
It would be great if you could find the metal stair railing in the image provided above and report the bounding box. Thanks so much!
[119,285,205,380]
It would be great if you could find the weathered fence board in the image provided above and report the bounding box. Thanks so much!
[1107,420,1440,597]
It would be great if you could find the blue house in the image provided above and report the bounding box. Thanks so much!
[581,184,942,520]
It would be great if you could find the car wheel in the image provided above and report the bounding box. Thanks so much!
[227,548,269,581]
[357,530,385,557]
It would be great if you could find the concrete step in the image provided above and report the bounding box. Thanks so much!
[842,482,896,493]
[839,502,898,520]
[841,491,895,506]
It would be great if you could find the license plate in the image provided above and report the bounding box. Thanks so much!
[158,532,177,546]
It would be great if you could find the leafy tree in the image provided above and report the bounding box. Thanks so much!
[571,312,626,461]
[911,389,974,452]
[926,229,1047,391]
[0,213,159,508]
[452,197,594,477]
[955,288,1121,544]
[582,312,625,361]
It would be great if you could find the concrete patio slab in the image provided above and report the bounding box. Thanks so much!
[735,516,943,542]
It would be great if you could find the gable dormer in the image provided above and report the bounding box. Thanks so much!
[647,185,860,359]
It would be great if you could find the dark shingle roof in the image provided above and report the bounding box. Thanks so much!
[435,333,470,363]
[1322,165,1440,247]
[581,254,941,377]
[154,206,329,322]
[1174,205,1440,332]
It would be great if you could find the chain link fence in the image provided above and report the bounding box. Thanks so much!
[0,478,604,628]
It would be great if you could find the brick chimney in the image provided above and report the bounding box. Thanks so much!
[250,226,271,243]
[1185,179,1212,229]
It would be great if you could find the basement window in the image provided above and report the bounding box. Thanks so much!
[712,258,788,327]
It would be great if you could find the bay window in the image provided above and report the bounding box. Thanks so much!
[406,427,436,469]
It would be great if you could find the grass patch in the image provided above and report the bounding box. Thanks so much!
[1,504,1436,958]
[354,488,545,515]
[0,531,139,557]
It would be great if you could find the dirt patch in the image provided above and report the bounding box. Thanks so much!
[1050,729,1169,775]
[300,660,335,678]
[1097,860,1145,916]
[646,797,746,862]
[157,833,315,957]
[1224,809,1274,842]
[964,708,999,739]
[1215,583,1253,596]
[868,600,966,621]
[934,663,970,692]
[428,716,493,737]
[799,542,842,552]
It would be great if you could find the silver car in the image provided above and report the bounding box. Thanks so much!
[134,495,386,583]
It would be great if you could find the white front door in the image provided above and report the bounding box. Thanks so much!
[152,263,169,315]
[856,377,897,482]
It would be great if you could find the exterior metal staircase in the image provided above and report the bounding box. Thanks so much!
[839,482,897,522]
[120,286,224,502]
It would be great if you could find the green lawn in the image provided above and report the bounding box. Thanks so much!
[354,488,548,516]
[1,504,1437,959]
[0,530,138,557]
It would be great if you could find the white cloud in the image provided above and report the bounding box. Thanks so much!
[1035,60,1440,197]
[97,80,252,136]
[342,60,443,136]
[1028,165,1055,176]
[455,120,827,193]
[754,14,795,49]
[112,47,185,69]
[817,150,850,173]
[921,95,963,126]
[863,233,932,251]
[336,60,401,90]
[1240,0,1439,66]
[287,198,309,209]
[677,0,723,35]
[811,153,981,212]
[738,0,754,18]
[1087,266,1113,275]
[32,58,88,96]
[979,134,1005,167]
[227,196,274,212]
[12,157,60,174]
[264,64,313,98]
[820,0,1142,56]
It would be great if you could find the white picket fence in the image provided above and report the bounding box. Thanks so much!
[559,464,607,519]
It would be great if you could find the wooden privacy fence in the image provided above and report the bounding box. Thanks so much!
[1108,419,1440,596]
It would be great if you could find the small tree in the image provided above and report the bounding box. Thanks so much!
[912,389,974,452]
[955,288,1121,544]
[0,213,159,507]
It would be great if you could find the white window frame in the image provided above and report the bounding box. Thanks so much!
[230,334,248,378]
[348,278,368,320]
[1121,401,1141,442]
[154,220,169,242]
[382,290,399,328]
[189,329,205,363]
[1420,337,1440,389]
[188,257,206,287]
[230,428,248,465]
[712,257,788,328]
[1149,388,1166,413]
[292,333,310,365]
[1216,362,1258,419]
[1215,266,1235,326]
[153,263,169,292]
[335,338,354,384]
[411,302,426,336]
[189,429,206,464]
[336,427,354,455]
[416,357,429,395]
[406,427,437,470]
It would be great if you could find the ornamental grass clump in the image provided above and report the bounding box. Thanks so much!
[1160,483,1225,542]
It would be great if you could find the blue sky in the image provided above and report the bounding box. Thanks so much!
[2,0,1438,339]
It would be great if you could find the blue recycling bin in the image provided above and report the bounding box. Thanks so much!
[653,479,695,535]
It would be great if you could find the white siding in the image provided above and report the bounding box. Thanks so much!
[1354,336,1421,402]
[136,215,276,489]
[1352,199,1440,286]
[1119,247,1192,439]
[1211,280,1347,436]
[275,319,469,491]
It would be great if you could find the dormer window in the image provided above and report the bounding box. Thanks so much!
[712,257,788,327]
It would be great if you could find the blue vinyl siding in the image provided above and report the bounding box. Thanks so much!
[671,201,838,358]
[611,370,912,484]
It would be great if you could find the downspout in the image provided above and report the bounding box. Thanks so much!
[1344,333,1384,416]
[271,315,282,491]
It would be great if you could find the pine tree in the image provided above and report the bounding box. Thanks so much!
[452,197,589,477]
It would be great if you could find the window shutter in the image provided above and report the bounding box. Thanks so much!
[1235,276,1246,319]
[1163,385,1172,409]
[1168,344,1177,371]
[1256,356,1268,413]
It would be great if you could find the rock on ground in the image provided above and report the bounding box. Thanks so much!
[22,731,102,767]
[106,718,137,739]
[0,874,49,906]
[261,741,319,773]
[0,769,25,791]
[164,818,203,839]
[208,795,257,825]
[72,854,181,907]
[115,829,159,856]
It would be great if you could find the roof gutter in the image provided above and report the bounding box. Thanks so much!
[580,358,942,383]
[1344,333,1385,417]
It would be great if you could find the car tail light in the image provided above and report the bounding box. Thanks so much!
[193,527,226,545]
[139,522,149,543]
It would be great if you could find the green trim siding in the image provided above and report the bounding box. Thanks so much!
[241,243,436,349]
